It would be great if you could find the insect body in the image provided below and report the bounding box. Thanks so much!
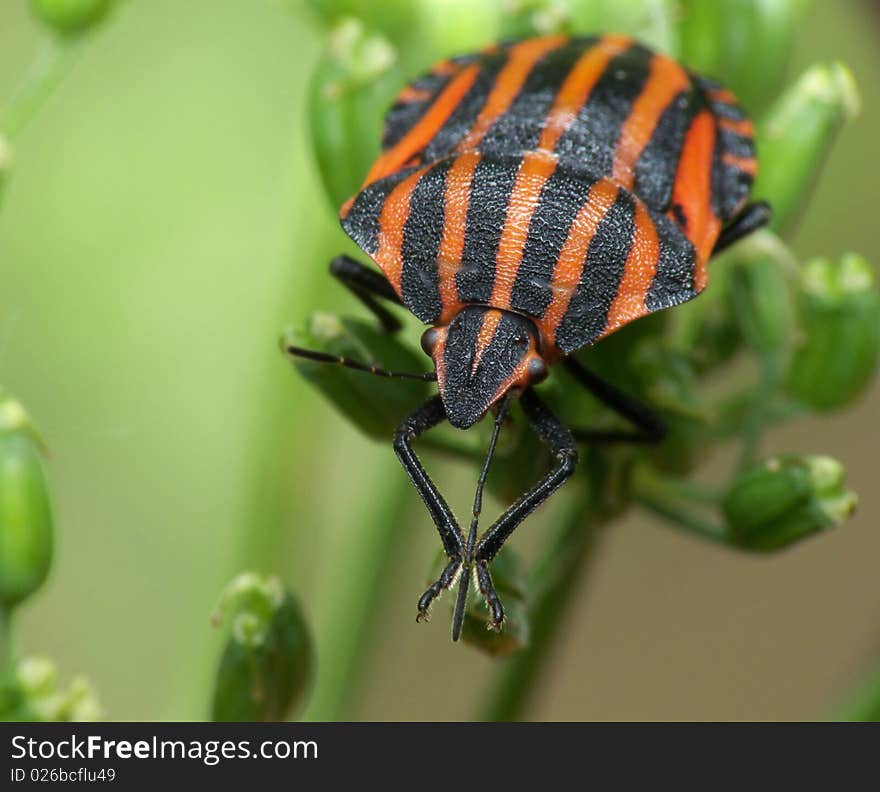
[289,34,770,640]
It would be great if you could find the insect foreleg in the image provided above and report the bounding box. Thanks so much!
[475,389,578,568]
[393,396,467,621]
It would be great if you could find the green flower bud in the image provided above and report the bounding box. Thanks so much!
[677,0,811,111]
[211,573,313,722]
[722,455,856,551]
[305,0,416,43]
[30,0,115,36]
[786,254,879,411]
[500,0,571,39]
[283,313,431,440]
[309,19,402,210]
[409,0,504,59]
[0,393,53,609]
[1,656,102,722]
[727,235,795,358]
[457,547,529,658]
[566,0,675,52]
[754,62,860,232]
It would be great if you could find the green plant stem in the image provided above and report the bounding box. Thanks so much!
[712,390,804,439]
[480,490,604,721]
[735,356,784,474]
[0,38,83,140]
[303,478,411,721]
[840,668,880,722]
[631,464,729,545]
[0,606,17,686]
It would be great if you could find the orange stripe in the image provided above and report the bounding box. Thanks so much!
[373,166,430,293]
[432,59,459,77]
[363,64,481,187]
[536,33,631,152]
[396,85,433,103]
[602,200,660,337]
[457,35,568,151]
[612,54,690,188]
[489,36,634,309]
[471,309,503,375]
[668,110,719,290]
[707,86,738,105]
[437,151,481,322]
[722,152,757,177]
[491,151,558,308]
[718,116,754,137]
[540,179,620,348]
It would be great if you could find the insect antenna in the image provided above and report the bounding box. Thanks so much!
[284,344,436,381]
[451,393,512,642]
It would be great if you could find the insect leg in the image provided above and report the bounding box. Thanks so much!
[330,254,403,334]
[475,561,504,630]
[416,558,462,623]
[393,396,466,620]
[563,357,666,445]
[474,389,578,628]
[712,201,772,256]
[284,256,424,377]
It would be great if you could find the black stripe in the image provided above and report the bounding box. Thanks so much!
[478,38,597,159]
[400,160,451,322]
[711,153,754,220]
[692,73,747,121]
[383,75,451,150]
[718,129,754,159]
[510,165,597,318]
[455,155,521,305]
[709,100,747,122]
[421,52,509,164]
[712,115,756,221]
[633,87,701,212]
[555,188,635,353]
[645,210,697,311]
[553,44,654,177]
[383,53,483,152]
[339,166,420,256]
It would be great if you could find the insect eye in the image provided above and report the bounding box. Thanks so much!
[527,356,548,384]
[421,327,441,356]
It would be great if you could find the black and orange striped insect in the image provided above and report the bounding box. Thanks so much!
[288,34,770,641]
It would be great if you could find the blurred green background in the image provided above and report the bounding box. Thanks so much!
[1,0,878,720]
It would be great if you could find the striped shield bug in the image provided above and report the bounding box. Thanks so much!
[287,34,771,641]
